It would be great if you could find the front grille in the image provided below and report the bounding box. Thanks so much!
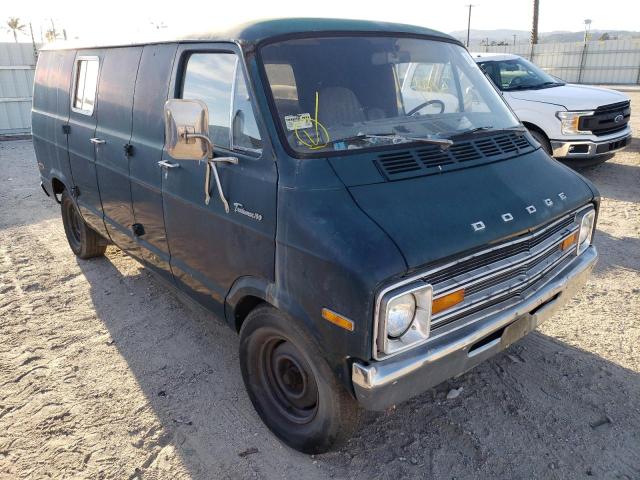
[376,132,535,181]
[579,101,630,137]
[420,208,586,331]
[424,214,574,285]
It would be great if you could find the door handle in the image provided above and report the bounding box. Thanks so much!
[158,160,180,178]
[211,156,239,165]
[157,160,180,169]
[90,138,106,145]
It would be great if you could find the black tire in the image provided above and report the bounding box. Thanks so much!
[61,190,107,259]
[528,128,553,155]
[560,153,613,169]
[239,305,362,453]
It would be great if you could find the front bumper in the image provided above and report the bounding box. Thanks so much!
[551,132,631,159]
[351,246,598,411]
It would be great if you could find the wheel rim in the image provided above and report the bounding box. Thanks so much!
[68,203,82,245]
[259,336,319,424]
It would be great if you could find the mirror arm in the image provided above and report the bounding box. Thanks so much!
[184,132,214,159]
[184,132,237,213]
[205,159,230,212]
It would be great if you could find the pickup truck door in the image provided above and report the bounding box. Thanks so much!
[160,44,277,317]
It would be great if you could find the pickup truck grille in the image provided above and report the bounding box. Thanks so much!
[422,208,585,331]
[578,101,630,137]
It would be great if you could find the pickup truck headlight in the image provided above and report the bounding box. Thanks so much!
[577,209,596,255]
[379,284,433,356]
[556,111,594,135]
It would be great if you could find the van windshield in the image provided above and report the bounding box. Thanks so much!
[260,36,520,155]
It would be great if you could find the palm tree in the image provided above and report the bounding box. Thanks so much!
[531,0,540,45]
[6,17,26,43]
[45,29,59,43]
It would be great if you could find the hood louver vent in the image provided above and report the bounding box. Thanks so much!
[376,132,535,181]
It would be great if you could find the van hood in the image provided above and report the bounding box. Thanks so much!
[506,83,628,110]
[344,150,594,270]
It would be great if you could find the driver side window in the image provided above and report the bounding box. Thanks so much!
[181,52,262,154]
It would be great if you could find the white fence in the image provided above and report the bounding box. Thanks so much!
[474,39,640,84]
[0,42,38,136]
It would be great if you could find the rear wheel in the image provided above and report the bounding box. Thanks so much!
[61,190,107,259]
[239,305,362,453]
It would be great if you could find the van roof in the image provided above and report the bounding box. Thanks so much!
[41,17,461,51]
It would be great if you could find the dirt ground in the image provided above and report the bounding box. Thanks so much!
[1,91,639,480]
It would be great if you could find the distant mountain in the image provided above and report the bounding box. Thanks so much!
[449,28,640,45]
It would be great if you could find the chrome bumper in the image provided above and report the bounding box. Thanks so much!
[551,133,631,158]
[351,246,598,411]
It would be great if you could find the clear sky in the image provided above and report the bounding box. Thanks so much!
[2,0,639,43]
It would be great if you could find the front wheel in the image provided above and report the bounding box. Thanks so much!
[528,129,553,155]
[61,190,107,259]
[239,305,362,453]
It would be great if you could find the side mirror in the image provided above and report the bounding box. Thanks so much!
[164,99,211,160]
[163,98,239,214]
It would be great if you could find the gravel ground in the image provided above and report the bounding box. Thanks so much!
[1,92,639,480]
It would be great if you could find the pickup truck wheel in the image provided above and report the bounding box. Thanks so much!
[61,191,106,259]
[239,305,362,453]
[529,129,552,155]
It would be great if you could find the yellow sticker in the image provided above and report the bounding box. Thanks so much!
[285,113,313,131]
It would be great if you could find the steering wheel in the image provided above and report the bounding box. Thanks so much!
[508,76,524,88]
[407,99,445,116]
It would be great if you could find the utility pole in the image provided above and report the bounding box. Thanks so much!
[513,34,517,46]
[583,19,592,43]
[465,4,475,48]
[50,18,57,40]
[29,22,38,62]
[531,0,539,44]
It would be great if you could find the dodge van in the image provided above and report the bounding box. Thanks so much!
[32,18,599,453]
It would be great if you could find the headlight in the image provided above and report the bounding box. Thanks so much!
[386,294,416,338]
[556,111,594,135]
[577,209,596,255]
[378,284,433,356]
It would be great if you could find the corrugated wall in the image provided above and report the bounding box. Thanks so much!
[474,39,640,84]
[0,42,38,136]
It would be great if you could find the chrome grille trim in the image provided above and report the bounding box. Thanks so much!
[373,204,593,360]
[430,242,575,329]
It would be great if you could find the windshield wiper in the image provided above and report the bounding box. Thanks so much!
[531,81,564,89]
[445,126,525,140]
[329,133,453,149]
[504,81,563,91]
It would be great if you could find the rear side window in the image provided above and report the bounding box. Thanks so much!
[181,52,262,153]
[72,57,99,114]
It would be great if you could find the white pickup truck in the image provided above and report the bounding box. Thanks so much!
[471,53,631,166]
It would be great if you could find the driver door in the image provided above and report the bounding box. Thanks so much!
[160,44,277,317]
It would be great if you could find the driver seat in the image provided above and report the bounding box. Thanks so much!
[318,87,366,126]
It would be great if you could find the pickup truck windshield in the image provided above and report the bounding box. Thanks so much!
[260,36,520,155]
[478,57,565,91]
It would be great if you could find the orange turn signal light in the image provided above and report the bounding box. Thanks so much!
[322,308,354,331]
[560,231,578,251]
[432,289,465,315]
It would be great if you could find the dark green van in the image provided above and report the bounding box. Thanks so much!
[32,18,599,453]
